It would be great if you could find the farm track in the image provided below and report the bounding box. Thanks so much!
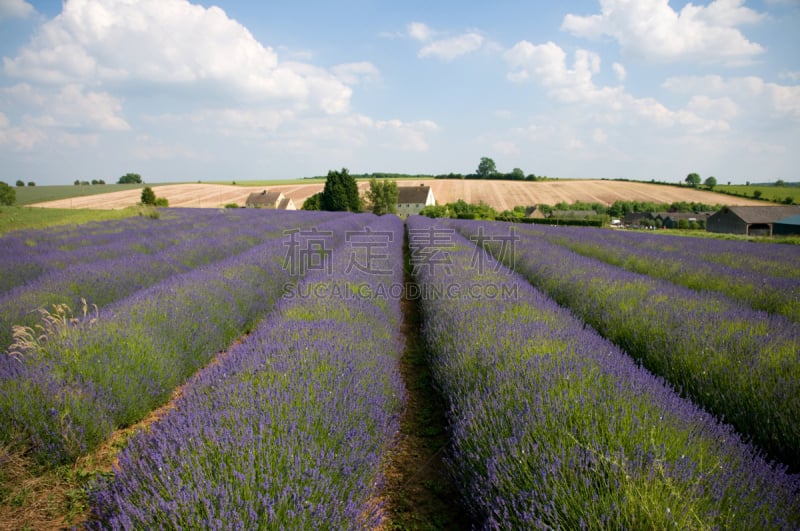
[376,229,471,530]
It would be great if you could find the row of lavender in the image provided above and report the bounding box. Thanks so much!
[451,218,800,471]
[0,211,357,465]
[0,209,221,294]
[408,216,799,529]
[87,215,406,529]
[1,212,190,293]
[520,224,800,321]
[0,209,337,351]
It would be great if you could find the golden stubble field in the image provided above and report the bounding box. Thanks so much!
[30,180,765,211]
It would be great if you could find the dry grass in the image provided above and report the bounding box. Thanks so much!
[0,397,169,530]
[0,332,251,531]
[28,180,766,211]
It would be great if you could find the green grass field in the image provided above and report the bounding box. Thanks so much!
[11,184,166,206]
[657,228,800,245]
[715,184,799,204]
[0,206,143,235]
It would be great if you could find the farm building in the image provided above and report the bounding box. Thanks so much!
[658,212,711,229]
[707,205,800,236]
[774,214,800,236]
[396,185,435,218]
[621,212,652,227]
[525,206,545,219]
[245,190,296,210]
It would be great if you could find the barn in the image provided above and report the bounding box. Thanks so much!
[659,212,711,229]
[774,214,800,236]
[706,205,800,236]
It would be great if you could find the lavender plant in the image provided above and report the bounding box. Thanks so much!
[452,218,800,471]
[87,215,405,529]
[0,208,337,350]
[0,209,195,293]
[519,224,800,320]
[409,215,800,529]
[0,210,354,465]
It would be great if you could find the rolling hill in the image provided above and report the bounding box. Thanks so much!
[29,180,766,211]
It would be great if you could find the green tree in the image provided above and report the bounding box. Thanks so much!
[419,204,450,218]
[753,190,762,199]
[140,186,156,205]
[509,167,525,180]
[0,182,16,205]
[685,173,701,187]
[367,177,398,215]
[477,157,497,178]
[15,180,24,187]
[27,181,35,187]
[118,173,143,184]
[302,192,322,210]
[74,180,80,186]
[321,168,360,212]
[776,179,785,187]
[704,176,717,190]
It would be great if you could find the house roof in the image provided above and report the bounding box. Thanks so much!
[661,212,711,221]
[716,205,800,224]
[524,206,544,218]
[397,185,431,204]
[246,190,287,208]
[621,212,652,222]
[277,197,294,209]
[775,214,800,226]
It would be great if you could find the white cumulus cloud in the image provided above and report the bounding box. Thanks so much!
[375,119,438,151]
[561,0,765,64]
[3,0,351,112]
[331,62,381,86]
[612,62,626,83]
[504,40,730,133]
[0,0,35,20]
[418,32,484,61]
[663,74,800,119]
[408,22,433,42]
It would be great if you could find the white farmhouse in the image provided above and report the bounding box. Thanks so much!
[396,185,435,218]
[245,190,296,210]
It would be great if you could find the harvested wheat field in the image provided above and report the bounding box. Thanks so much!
[30,180,764,210]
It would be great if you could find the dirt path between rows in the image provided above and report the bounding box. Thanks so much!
[373,228,472,530]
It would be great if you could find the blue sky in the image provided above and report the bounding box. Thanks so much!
[0,0,798,185]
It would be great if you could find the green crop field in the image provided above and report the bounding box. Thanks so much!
[11,184,167,206]
[715,185,799,204]
[0,206,143,235]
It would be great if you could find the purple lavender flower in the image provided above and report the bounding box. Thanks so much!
[408,215,800,529]
[87,215,406,528]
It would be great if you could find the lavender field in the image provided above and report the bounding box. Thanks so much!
[1,210,798,529]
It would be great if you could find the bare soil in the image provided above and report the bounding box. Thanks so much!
[372,229,472,530]
[29,180,765,211]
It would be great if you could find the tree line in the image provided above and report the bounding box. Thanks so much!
[302,168,398,215]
